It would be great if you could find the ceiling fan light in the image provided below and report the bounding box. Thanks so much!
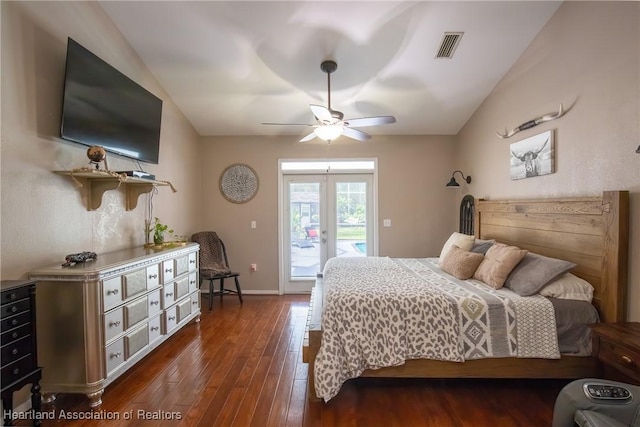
[314,124,343,141]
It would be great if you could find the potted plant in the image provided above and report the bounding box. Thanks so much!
[147,217,173,245]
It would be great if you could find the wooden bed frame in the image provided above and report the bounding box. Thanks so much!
[302,190,629,401]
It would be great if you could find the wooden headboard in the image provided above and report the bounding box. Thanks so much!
[475,190,629,323]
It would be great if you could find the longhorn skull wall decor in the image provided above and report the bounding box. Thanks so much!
[497,104,566,139]
[509,130,555,180]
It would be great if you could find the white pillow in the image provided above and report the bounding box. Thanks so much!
[539,273,594,302]
[439,232,475,265]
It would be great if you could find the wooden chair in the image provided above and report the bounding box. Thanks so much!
[191,231,243,310]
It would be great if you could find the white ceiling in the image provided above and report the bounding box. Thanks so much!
[99,1,562,138]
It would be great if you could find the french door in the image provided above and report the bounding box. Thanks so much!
[281,173,374,294]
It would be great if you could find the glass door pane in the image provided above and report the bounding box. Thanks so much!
[288,181,322,279]
[333,178,370,258]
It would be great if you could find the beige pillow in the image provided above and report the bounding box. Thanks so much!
[439,232,475,265]
[473,243,528,289]
[440,245,484,280]
[539,273,594,302]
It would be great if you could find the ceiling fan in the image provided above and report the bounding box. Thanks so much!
[262,60,396,142]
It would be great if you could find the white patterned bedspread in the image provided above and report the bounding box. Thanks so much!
[314,257,560,401]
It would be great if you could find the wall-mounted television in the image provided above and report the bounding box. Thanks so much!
[60,38,162,164]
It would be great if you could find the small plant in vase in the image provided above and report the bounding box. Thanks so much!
[146,217,173,246]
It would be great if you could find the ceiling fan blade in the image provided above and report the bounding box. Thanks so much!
[344,116,397,128]
[309,104,334,124]
[299,132,317,142]
[341,127,371,142]
[262,122,314,126]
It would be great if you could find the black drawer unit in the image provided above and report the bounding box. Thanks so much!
[1,280,41,426]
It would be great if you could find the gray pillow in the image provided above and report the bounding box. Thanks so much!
[471,239,494,255]
[504,252,576,296]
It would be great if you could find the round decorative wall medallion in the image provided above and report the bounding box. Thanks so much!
[219,163,259,203]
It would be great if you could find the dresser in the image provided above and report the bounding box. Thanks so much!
[1,280,42,426]
[29,243,200,408]
[590,322,640,385]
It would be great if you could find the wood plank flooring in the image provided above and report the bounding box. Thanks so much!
[23,295,569,426]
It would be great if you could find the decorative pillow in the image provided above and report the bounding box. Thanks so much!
[439,245,485,280]
[539,273,594,302]
[473,243,528,289]
[438,232,475,265]
[504,253,577,296]
[470,239,495,255]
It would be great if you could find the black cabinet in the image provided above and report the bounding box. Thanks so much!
[1,280,42,426]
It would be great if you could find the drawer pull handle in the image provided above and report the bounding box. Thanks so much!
[621,355,634,365]
[148,274,158,279]
[111,352,122,359]
[166,292,173,297]
[189,260,196,264]
[151,326,160,331]
[107,289,119,295]
[192,301,198,305]
[168,316,176,321]
[11,332,18,339]
[150,301,159,306]
[12,348,18,355]
[10,306,18,313]
[165,268,173,273]
[13,368,20,375]
[11,319,18,326]
[10,292,17,300]
[190,280,196,285]
[109,321,121,327]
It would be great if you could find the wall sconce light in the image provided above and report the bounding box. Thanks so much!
[446,170,472,188]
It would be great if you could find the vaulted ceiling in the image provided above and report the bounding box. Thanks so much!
[100,1,562,138]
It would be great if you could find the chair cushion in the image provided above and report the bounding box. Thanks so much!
[574,410,629,427]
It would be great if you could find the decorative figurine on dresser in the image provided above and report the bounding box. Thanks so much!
[29,243,201,408]
[1,280,42,426]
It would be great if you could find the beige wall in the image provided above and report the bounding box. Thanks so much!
[200,135,458,292]
[456,2,640,320]
[1,1,202,280]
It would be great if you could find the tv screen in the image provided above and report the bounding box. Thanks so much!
[60,38,162,164]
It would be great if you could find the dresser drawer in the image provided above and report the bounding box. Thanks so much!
[176,298,191,324]
[103,276,123,311]
[190,293,200,311]
[174,277,190,301]
[105,339,125,376]
[164,305,178,333]
[188,252,198,272]
[1,354,35,385]
[599,340,640,382]
[0,311,30,331]
[148,315,162,344]
[188,272,198,294]
[104,308,124,343]
[125,324,149,359]
[175,255,190,277]
[147,289,162,317]
[1,323,31,346]
[123,269,147,300]
[163,283,176,307]
[162,260,175,283]
[1,298,30,318]
[124,296,148,330]
[1,335,32,364]
[146,264,160,290]
[1,286,31,305]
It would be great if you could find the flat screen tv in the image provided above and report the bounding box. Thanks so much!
[60,38,162,164]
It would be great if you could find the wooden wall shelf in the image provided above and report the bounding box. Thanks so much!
[54,170,174,211]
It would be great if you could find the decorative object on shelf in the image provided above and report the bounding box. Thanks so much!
[219,163,259,203]
[86,145,108,170]
[446,170,472,188]
[496,104,566,139]
[510,130,554,180]
[62,251,98,267]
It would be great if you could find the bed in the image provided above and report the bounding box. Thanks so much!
[302,190,629,402]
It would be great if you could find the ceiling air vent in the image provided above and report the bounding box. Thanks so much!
[436,32,463,59]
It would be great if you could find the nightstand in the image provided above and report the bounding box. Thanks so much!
[590,322,640,385]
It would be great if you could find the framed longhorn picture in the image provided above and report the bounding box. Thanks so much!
[509,130,555,180]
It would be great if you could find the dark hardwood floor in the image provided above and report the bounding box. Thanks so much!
[24,295,569,426]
